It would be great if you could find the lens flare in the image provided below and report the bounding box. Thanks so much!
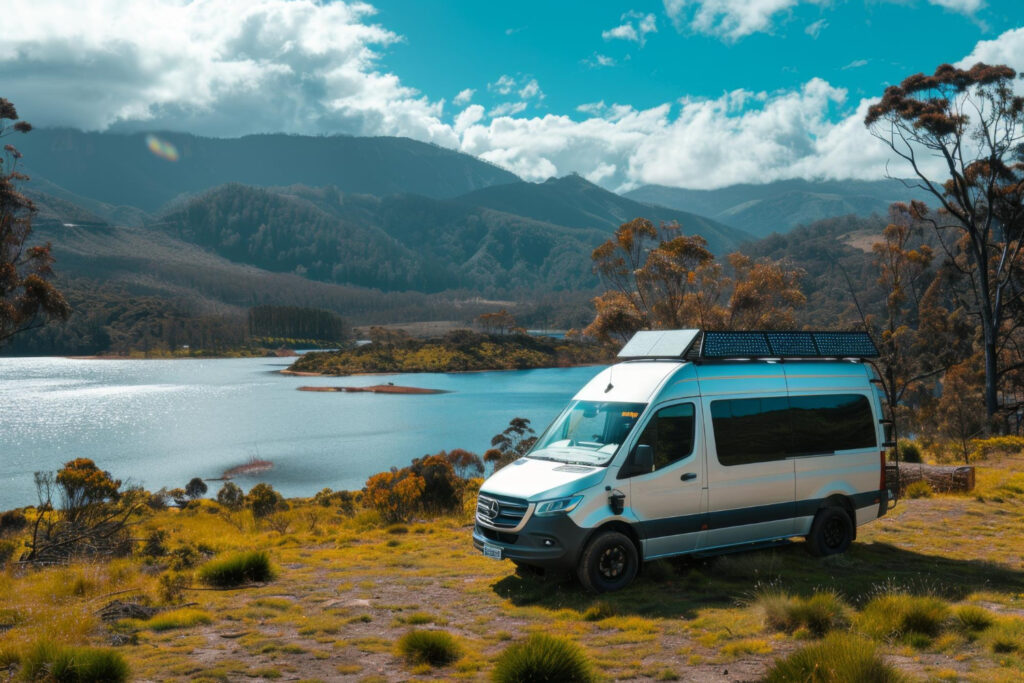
[145,134,179,162]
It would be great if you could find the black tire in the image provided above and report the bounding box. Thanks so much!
[806,506,854,557]
[577,531,638,593]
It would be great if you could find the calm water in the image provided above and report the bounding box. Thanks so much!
[0,357,603,510]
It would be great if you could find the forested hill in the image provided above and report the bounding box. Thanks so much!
[624,178,934,238]
[452,174,750,256]
[15,129,519,213]
[150,183,607,293]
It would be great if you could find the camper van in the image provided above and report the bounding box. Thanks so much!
[473,329,891,592]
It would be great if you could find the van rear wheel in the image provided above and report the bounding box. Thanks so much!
[577,531,638,593]
[806,506,853,557]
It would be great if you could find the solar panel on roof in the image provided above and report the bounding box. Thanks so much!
[812,332,878,358]
[766,332,818,356]
[617,329,701,359]
[702,331,771,358]
[617,329,878,360]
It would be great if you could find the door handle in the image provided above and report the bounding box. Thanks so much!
[681,472,697,481]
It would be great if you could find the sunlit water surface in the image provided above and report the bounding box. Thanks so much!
[0,357,603,510]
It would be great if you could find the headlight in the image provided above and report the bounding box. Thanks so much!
[534,495,584,517]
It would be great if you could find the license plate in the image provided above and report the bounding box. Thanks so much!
[482,543,502,560]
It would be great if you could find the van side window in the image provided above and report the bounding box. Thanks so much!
[635,403,695,471]
[711,394,876,466]
[710,397,790,466]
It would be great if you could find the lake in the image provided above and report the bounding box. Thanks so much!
[0,357,603,511]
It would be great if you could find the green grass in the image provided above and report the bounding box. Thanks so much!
[396,629,462,667]
[756,589,849,636]
[492,633,595,683]
[145,608,213,632]
[763,633,907,682]
[954,604,995,636]
[856,592,951,644]
[197,551,276,587]
[18,640,129,682]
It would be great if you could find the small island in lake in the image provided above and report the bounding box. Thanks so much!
[297,384,447,394]
[289,329,611,376]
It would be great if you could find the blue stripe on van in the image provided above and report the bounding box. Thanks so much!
[636,490,884,540]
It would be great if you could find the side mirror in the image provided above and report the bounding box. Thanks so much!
[633,444,654,473]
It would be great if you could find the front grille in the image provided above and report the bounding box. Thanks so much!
[476,493,529,529]
[479,527,519,544]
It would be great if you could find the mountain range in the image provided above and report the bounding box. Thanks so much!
[624,178,933,238]
[5,128,921,352]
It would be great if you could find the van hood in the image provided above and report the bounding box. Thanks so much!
[481,457,606,501]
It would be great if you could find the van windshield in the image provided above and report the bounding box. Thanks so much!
[529,400,647,465]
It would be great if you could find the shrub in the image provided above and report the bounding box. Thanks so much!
[492,633,594,683]
[757,589,849,637]
[410,454,463,513]
[904,480,933,499]
[857,593,951,643]
[397,629,462,667]
[0,509,27,535]
[246,483,285,519]
[314,488,356,515]
[582,601,615,621]
[897,440,922,464]
[198,551,276,587]
[969,435,1024,461]
[216,482,244,511]
[763,633,906,683]
[0,539,17,566]
[141,530,167,558]
[157,571,190,604]
[19,640,129,682]
[364,470,425,524]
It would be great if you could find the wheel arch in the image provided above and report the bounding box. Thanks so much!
[578,520,643,565]
[817,493,857,540]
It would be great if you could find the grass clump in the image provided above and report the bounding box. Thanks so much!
[763,633,906,683]
[856,592,950,644]
[983,618,1024,654]
[492,633,595,683]
[756,589,849,637]
[197,550,276,587]
[397,629,462,667]
[582,601,615,622]
[904,480,933,499]
[954,604,994,636]
[145,608,213,631]
[19,640,129,682]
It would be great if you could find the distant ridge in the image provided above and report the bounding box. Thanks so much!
[624,179,934,238]
[16,129,520,213]
[453,174,751,255]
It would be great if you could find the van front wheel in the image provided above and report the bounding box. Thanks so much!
[578,531,638,593]
[806,506,853,556]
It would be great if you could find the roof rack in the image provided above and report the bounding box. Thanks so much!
[617,329,878,361]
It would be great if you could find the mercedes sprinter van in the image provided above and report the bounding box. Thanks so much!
[473,329,890,592]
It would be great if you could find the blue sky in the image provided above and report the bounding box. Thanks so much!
[1,1,1022,189]
[373,0,1020,117]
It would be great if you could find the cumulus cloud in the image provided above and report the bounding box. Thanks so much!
[665,0,982,41]
[602,11,658,46]
[0,0,458,145]
[453,89,475,106]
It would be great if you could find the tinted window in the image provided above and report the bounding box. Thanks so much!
[635,403,696,471]
[711,397,790,466]
[711,394,876,466]
[788,395,875,454]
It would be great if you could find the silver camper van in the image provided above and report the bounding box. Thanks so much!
[473,329,891,592]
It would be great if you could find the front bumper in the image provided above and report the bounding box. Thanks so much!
[473,514,591,570]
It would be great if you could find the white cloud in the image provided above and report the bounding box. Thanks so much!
[453,88,475,106]
[0,0,459,145]
[804,18,827,39]
[489,101,528,117]
[602,11,658,46]
[956,26,1024,69]
[454,104,485,134]
[490,75,518,96]
[927,0,985,14]
[583,54,617,68]
[518,79,543,100]
[842,59,868,70]
[665,0,981,41]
